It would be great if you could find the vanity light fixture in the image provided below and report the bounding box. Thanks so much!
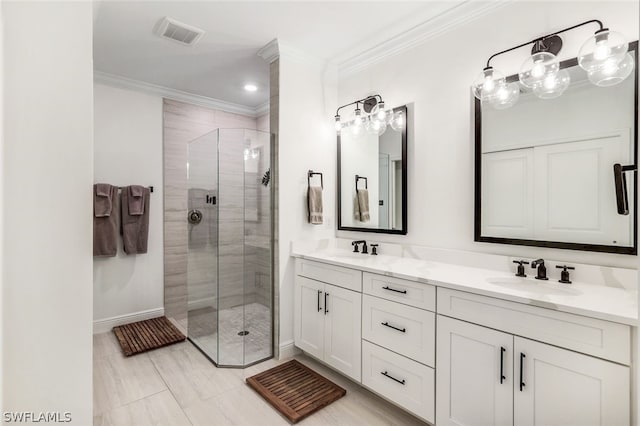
[473,19,635,109]
[334,94,404,136]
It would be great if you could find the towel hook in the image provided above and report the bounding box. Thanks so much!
[355,175,368,190]
[308,170,323,189]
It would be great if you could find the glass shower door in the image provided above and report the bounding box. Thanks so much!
[187,128,273,368]
[187,129,220,364]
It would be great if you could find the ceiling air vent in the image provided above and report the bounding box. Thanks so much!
[155,17,205,46]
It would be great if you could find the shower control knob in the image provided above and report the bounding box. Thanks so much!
[188,209,203,225]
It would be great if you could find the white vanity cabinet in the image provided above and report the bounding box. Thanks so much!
[437,289,631,426]
[294,261,362,381]
[361,272,436,423]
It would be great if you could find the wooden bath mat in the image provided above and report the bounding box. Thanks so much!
[113,316,186,356]
[246,359,346,423]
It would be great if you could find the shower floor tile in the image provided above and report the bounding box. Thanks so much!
[188,302,272,366]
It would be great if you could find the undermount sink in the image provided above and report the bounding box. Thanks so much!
[486,277,582,296]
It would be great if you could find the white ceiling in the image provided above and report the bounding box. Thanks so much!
[93,1,466,108]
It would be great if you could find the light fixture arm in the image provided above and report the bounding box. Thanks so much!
[335,94,383,116]
[485,19,604,68]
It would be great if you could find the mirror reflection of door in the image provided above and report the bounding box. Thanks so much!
[378,153,390,229]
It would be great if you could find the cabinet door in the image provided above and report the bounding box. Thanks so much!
[436,316,514,426]
[293,276,325,360]
[481,148,534,239]
[324,283,362,381]
[514,337,629,426]
[533,134,632,246]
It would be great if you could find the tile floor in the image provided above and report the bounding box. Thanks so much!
[93,332,428,426]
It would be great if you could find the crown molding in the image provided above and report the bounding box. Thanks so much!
[255,101,270,116]
[94,71,264,117]
[336,0,513,77]
[257,38,279,63]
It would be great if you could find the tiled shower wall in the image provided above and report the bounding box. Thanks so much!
[163,99,269,327]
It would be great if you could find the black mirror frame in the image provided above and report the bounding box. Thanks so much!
[337,105,408,235]
[474,41,639,255]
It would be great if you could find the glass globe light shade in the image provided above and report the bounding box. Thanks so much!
[365,116,388,136]
[473,67,505,101]
[389,110,406,131]
[587,52,634,87]
[579,29,629,73]
[489,81,520,110]
[533,69,571,99]
[349,109,364,137]
[334,115,342,132]
[519,52,559,89]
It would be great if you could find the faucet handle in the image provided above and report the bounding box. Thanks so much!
[513,260,529,277]
[351,241,360,253]
[556,265,575,284]
[370,244,379,255]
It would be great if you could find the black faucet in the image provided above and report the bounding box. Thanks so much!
[352,240,368,254]
[513,260,529,277]
[530,259,548,280]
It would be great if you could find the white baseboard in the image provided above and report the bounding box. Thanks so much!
[278,340,301,360]
[93,308,165,334]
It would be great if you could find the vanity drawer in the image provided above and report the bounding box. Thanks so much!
[362,340,434,424]
[363,272,435,311]
[437,288,631,365]
[362,294,435,367]
[296,259,362,292]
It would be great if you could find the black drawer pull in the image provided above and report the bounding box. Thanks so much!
[382,286,407,294]
[317,290,322,312]
[519,352,526,391]
[381,371,405,385]
[324,292,329,314]
[500,347,506,384]
[381,322,406,333]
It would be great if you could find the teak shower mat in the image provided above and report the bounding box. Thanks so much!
[246,359,346,423]
[113,316,186,356]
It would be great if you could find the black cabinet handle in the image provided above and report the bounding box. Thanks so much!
[382,286,407,294]
[614,163,636,215]
[317,290,322,312]
[324,292,329,314]
[381,322,406,333]
[381,371,405,385]
[500,347,506,384]
[519,352,526,391]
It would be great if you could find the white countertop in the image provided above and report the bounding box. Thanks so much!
[292,248,638,326]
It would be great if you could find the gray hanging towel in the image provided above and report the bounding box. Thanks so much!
[307,186,323,225]
[94,183,113,217]
[357,189,370,222]
[93,184,119,257]
[128,185,145,216]
[121,186,150,254]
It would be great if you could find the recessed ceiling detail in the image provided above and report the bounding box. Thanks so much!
[155,16,205,46]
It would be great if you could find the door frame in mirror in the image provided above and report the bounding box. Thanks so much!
[338,105,408,235]
[474,41,639,255]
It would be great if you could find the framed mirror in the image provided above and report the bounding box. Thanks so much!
[338,105,408,234]
[475,42,638,254]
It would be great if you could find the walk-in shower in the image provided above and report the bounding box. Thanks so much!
[186,128,273,367]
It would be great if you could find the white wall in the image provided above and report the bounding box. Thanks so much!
[337,0,640,269]
[278,51,337,347]
[2,2,93,424]
[93,83,164,331]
